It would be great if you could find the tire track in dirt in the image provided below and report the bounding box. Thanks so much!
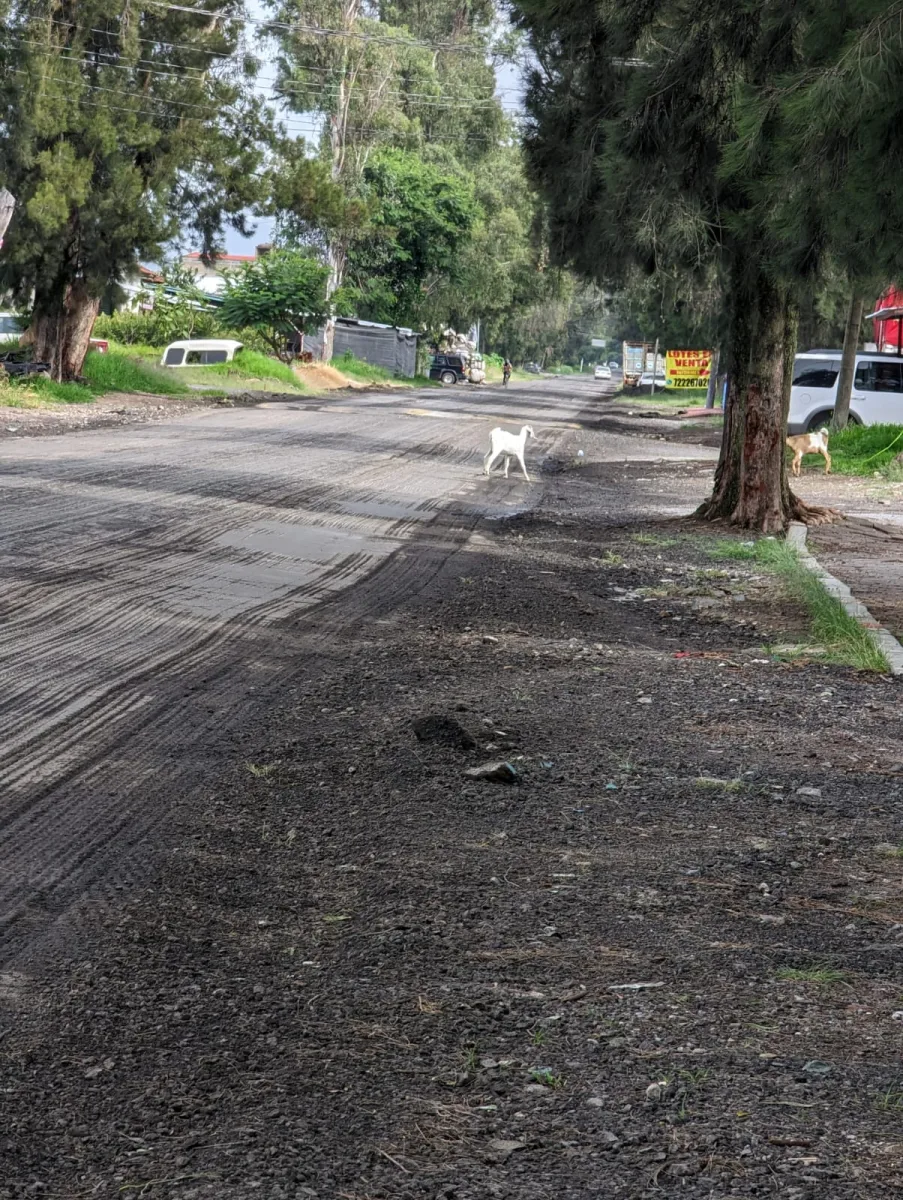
[0,398,548,965]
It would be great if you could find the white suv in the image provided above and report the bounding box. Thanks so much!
[788,350,903,432]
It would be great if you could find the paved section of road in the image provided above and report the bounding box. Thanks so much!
[0,377,720,964]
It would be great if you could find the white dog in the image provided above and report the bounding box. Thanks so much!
[483,424,535,481]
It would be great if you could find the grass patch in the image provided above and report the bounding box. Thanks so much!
[703,535,889,671]
[631,532,678,547]
[798,422,903,477]
[530,1068,565,1089]
[15,375,95,404]
[202,349,303,390]
[875,1085,903,1113]
[82,349,188,396]
[776,965,848,985]
[333,350,395,383]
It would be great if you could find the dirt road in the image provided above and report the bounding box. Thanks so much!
[9,381,903,1198]
[0,377,715,965]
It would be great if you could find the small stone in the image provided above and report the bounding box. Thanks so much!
[802,1060,832,1077]
[464,760,518,784]
[586,1097,605,1108]
[796,786,822,798]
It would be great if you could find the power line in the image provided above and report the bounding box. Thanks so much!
[12,40,506,110]
[143,0,488,53]
[9,67,515,143]
[6,24,523,104]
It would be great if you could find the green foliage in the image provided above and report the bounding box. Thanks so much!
[94,305,224,347]
[332,350,395,382]
[347,149,479,328]
[14,376,95,405]
[204,349,302,390]
[0,0,269,376]
[705,534,888,671]
[81,350,188,396]
[219,251,331,361]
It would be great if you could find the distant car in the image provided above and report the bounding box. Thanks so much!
[637,370,668,392]
[161,338,244,367]
[524,362,542,374]
[429,353,467,384]
[594,363,612,380]
[0,311,24,339]
[608,360,621,370]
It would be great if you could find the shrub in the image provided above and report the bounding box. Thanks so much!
[94,305,224,347]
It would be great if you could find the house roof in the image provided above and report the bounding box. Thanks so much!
[183,252,257,264]
[139,264,164,284]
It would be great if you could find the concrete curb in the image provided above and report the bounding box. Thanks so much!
[787,522,903,675]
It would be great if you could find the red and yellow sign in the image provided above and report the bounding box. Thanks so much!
[665,350,713,390]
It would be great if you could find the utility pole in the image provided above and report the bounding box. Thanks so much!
[0,189,15,251]
[322,0,361,363]
[650,336,659,395]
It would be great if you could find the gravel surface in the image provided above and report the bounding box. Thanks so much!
[3,379,903,1198]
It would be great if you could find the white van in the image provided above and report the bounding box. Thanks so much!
[788,350,903,432]
[160,338,243,367]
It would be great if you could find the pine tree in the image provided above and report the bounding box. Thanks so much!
[513,0,840,531]
[0,1,268,379]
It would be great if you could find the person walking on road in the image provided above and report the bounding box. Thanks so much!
[502,358,512,386]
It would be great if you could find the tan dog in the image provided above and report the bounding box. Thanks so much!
[786,427,831,477]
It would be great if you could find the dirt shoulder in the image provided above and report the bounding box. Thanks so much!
[4,460,903,1198]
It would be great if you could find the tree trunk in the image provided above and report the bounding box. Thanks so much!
[832,293,864,430]
[697,273,834,531]
[30,279,100,381]
[696,263,754,521]
[731,276,789,532]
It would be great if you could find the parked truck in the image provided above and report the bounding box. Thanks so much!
[622,341,648,387]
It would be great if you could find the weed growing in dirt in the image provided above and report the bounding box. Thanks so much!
[245,762,276,778]
[875,1085,903,1112]
[631,533,677,547]
[878,844,903,858]
[530,1068,565,1089]
[694,776,743,792]
[530,1028,546,1047]
[776,965,848,984]
[592,551,624,566]
[704,535,889,672]
[679,1068,712,1087]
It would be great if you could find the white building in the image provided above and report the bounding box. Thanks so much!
[181,245,271,295]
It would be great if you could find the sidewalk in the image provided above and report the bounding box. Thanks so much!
[3,451,903,1199]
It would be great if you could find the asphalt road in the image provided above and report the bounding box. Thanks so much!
[0,376,716,965]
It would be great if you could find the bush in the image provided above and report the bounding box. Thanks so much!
[94,306,225,347]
